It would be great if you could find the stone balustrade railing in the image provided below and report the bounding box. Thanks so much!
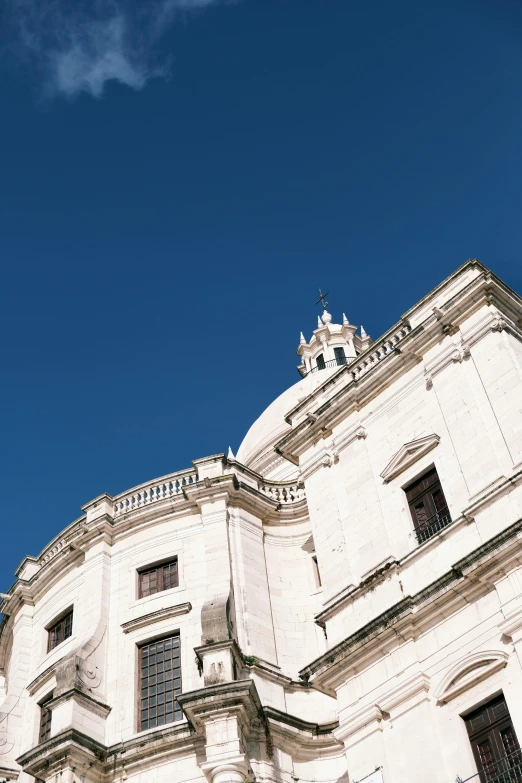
[351,321,412,382]
[35,468,306,571]
[113,468,198,517]
[258,480,306,504]
[39,524,83,566]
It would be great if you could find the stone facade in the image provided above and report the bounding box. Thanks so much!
[2,259,522,783]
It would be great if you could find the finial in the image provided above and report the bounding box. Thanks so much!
[315,288,329,312]
[321,310,332,325]
[300,332,306,345]
[317,315,322,328]
[343,313,349,325]
[360,325,367,338]
[227,446,235,460]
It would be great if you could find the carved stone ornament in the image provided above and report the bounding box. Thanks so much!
[321,449,339,468]
[380,434,440,483]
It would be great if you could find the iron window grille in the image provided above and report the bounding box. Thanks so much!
[138,558,179,599]
[457,695,522,782]
[138,633,183,731]
[405,467,451,545]
[47,610,73,652]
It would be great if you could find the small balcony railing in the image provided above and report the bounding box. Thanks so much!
[457,748,522,782]
[304,356,349,376]
[415,507,452,545]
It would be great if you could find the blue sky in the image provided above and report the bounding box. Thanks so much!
[1,0,522,590]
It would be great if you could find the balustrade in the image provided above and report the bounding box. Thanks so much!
[113,468,198,516]
[350,322,412,382]
[259,481,306,504]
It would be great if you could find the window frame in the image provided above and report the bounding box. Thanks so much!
[404,466,451,544]
[316,353,326,370]
[137,631,183,732]
[333,346,346,366]
[46,609,73,653]
[38,693,53,743]
[137,557,179,600]
[464,694,522,778]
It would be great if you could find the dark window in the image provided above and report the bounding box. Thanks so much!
[312,555,322,588]
[138,558,179,599]
[405,468,451,544]
[464,694,522,781]
[39,694,53,743]
[334,346,346,366]
[139,633,182,731]
[47,611,73,652]
[316,353,325,370]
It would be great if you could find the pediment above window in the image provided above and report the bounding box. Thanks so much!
[434,650,509,704]
[380,434,440,483]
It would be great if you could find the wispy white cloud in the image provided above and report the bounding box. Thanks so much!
[3,0,231,100]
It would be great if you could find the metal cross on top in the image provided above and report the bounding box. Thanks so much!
[315,288,329,312]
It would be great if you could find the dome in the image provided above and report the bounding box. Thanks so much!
[236,368,339,480]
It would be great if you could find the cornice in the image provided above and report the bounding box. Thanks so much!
[121,602,192,633]
[333,704,384,746]
[264,706,342,758]
[0,767,19,782]
[106,720,194,773]
[300,516,522,690]
[16,728,107,777]
[298,425,367,481]
[264,706,339,736]
[177,679,264,736]
[17,722,197,780]
[47,687,111,719]
[316,559,399,625]
[377,671,430,718]
[26,659,61,696]
[275,268,522,465]
[0,473,309,635]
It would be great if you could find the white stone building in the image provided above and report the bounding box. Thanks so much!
[2,259,522,783]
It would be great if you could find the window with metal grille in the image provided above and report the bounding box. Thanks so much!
[139,633,182,731]
[138,558,179,599]
[405,468,451,544]
[464,694,522,781]
[316,353,325,370]
[39,694,53,743]
[47,610,73,652]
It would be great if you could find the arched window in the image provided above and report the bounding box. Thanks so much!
[316,354,325,370]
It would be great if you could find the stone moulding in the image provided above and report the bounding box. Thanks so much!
[380,434,440,483]
[121,602,192,633]
[264,706,342,758]
[434,650,509,704]
[264,705,339,737]
[275,265,522,466]
[333,704,384,746]
[17,724,195,778]
[48,686,112,718]
[377,672,431,719]
[300,517,522,688]
[0,767,19,782]
[16,728,108,778]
